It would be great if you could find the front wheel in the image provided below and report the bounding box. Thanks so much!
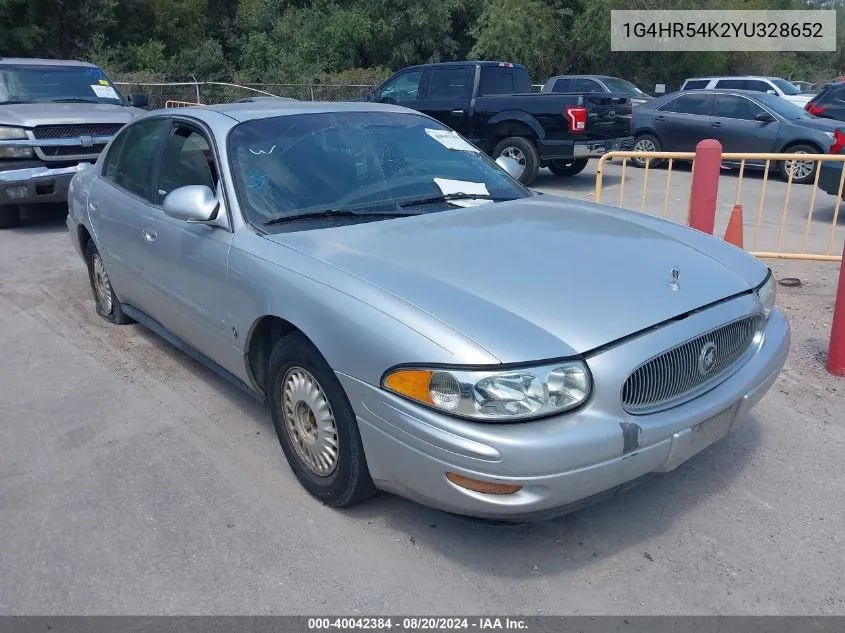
[778,144,819,184]
[632,134,664,169]
[548,158,589,177]
[267,333,377,507]
[85,240,132,324]
[492,136,540,186]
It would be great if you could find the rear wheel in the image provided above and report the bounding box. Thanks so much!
[0,205,21,229]
[778,144,819,184]
[548,158,589,177]
[632,134,664,169]
[267,332,377,507]
[492,136,540,186]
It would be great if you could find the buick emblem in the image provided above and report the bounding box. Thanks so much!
[79,135,94,147]
[697,341,718,375]
[669,266,680,290]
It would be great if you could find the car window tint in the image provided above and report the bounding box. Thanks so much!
[746,80,772,92]
[379,71,422,104]
[478,65,530,95]
[101,128,128,180]
[427,67,473,100]
[715,95,765,120]
[659,94,710,115]
[155,123,218,205]
[553,78,572,92]
[573,78,602,92]
[715,79,747,90]
[111,118,170,201]
[827,86,845,104]
[683,80,709,90]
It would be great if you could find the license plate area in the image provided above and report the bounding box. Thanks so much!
[689,403,739,455]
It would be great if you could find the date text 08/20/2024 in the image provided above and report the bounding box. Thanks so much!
[307,618,529,631]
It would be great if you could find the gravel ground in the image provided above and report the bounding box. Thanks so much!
[0,204,843,616]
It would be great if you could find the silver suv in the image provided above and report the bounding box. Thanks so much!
[0,58,147,228]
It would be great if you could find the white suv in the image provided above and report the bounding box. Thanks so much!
[680,76,813,107]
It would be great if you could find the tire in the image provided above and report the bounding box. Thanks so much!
[267,332,377,507]
[778,143,819,185]
[84,239,133,325]
[548,158,589,177]
[492,136,540,186]
[0,205,21,229]
[632,133,664,169]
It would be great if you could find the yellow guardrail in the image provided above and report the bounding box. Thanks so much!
[594,151,845,262]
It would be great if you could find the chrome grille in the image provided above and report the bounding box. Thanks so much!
[31,124,124,140]
[621,315,763,415]
[40,144,107,157]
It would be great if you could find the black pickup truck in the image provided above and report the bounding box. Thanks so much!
[367,61,634,185]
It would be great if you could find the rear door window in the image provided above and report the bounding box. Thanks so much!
[659,94,711,115]
[552,78,572,92]
[683,80,710,90]
[426,67,474,100]
[746,79,773,93]
[573,78,603,92]
[714,95,766,120]
[715,79,747,90]
[478,65,531,95]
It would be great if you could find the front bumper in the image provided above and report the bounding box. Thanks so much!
[0,163,92,206]
[338,296,790,521]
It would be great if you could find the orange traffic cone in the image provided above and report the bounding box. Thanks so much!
[724,204,744,248]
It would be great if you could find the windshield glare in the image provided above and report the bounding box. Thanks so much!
[0,64,124,105]
[229,112,530,227]
[770,78,800,95]
[602,77,646,96]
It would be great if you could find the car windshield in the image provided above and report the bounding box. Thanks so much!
[601,77,647,96]
[0,64,124,105]
[770,78,801,95]
[758,93,813,119]
[228,111,531,229]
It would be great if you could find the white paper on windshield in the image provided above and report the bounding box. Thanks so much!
[433,177,492,207]
[425,128,480,153]
[90,84,119,99]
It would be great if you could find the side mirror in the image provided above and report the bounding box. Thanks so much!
[766,90,777,95]
[127,92,149,108]
[162,185,219,223]
[755,112,776,123]
[366,91,375,102]
[495,155,522,180]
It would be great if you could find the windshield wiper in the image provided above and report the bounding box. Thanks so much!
[49,98,101,103]
[399,193,514,208]
[264,208,416,226]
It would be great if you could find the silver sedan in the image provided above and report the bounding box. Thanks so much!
[66,101,790,521]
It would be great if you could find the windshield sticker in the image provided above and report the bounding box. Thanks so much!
[90,84,119,99]
[424,128,480,153]
[249,144,276,155]
[247,174,269,189]
[433,177,492,207]
[98,79,109,86]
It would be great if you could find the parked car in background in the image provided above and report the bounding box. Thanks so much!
[368,61,633,184]
[631,89,845,184]
[66,101,788,521]
[0,57,147,228]
[681,76,813,107]
[804,82,845,121]
[541,75,653,106]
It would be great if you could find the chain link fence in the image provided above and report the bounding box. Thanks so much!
[113,81,376,109]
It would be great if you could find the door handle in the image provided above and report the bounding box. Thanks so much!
[141,227,157,243]
[654,115,665,122]
[711,121,723,127]
[88,200,99,212]
[451,109,466,115]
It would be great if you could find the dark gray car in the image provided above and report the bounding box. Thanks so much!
[631,89,845,184]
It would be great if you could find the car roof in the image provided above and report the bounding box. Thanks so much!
[684,76,781,82]
[0,57,99,67]
[399,60,526,71]
[548,75,616,80]
[157,100,425,123]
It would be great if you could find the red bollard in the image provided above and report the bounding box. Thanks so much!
[827,242,845,376]
[688,139,723,235]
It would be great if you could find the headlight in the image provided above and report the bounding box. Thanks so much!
[756,270,776,319]
[0,126,33,158]
[382,360,592,421]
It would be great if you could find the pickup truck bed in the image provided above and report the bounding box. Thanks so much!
[368,61,634,185]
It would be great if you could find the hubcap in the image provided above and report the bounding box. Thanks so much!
[499,147,526,178]
[92,254,113,314]
[634,138,656,165]
[784,152,814,181]
[281,367,339,477]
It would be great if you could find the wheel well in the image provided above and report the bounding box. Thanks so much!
[490,121,536,146]
[246,316,300,395]
[781,140,823,154]
[78,224,92,249]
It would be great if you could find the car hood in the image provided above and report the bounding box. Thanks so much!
[264,196,767,362]
[790,115,845,133]
[0,103,142,128]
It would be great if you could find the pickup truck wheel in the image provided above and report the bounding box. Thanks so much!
[632,134,665,169]
[267,332,377,508]
[493,137,540,186]
[0,205,21,229]
[85,240,132,325]
[548,159,589,177]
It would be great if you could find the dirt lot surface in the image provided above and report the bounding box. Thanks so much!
[0,203,843,615]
